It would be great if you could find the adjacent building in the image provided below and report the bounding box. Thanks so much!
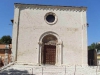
[97,50,100,65]
[88,49,97,66]
[0,44,12,67]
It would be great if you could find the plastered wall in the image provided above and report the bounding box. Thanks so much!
[12,4,87,66]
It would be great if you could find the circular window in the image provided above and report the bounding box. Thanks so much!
[45,12,57,25]
[46,15,55,23]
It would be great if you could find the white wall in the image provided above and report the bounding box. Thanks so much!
[12,4,87,66]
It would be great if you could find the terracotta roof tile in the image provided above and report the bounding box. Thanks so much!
[0,44,12,49]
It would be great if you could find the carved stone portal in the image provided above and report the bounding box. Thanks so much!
[39,32,62,65]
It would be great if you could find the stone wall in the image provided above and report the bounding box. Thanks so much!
[12,3,87,66]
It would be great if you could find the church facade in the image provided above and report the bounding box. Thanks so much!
[1,3,100,75]
[12,3,87,66]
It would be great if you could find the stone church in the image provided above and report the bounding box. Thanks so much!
[0,3,100,75]
[12,3,87,66]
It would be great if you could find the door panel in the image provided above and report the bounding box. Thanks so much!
[43,45,56,65]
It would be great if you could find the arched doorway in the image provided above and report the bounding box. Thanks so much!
[39,31,62,66]
[42,35,57,65]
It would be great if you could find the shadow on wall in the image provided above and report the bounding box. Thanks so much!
[0,69,35,75]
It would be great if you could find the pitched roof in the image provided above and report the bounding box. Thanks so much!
[0,44,12,49]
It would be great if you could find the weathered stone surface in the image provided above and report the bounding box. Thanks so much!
[12,3,87,66]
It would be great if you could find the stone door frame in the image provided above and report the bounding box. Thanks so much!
[38,31,63,66]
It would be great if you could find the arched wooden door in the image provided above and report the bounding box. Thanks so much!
[43,45,56,65]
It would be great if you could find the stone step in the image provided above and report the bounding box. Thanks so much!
[0,73,31,75]
[1,64,100,75]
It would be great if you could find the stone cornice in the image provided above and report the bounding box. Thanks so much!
[14,3,87,12]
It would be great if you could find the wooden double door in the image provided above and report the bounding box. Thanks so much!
[43,45,56,65]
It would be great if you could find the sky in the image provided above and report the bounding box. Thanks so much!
[0,0,100,45]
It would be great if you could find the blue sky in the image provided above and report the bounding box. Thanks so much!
[0,0,100,45]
